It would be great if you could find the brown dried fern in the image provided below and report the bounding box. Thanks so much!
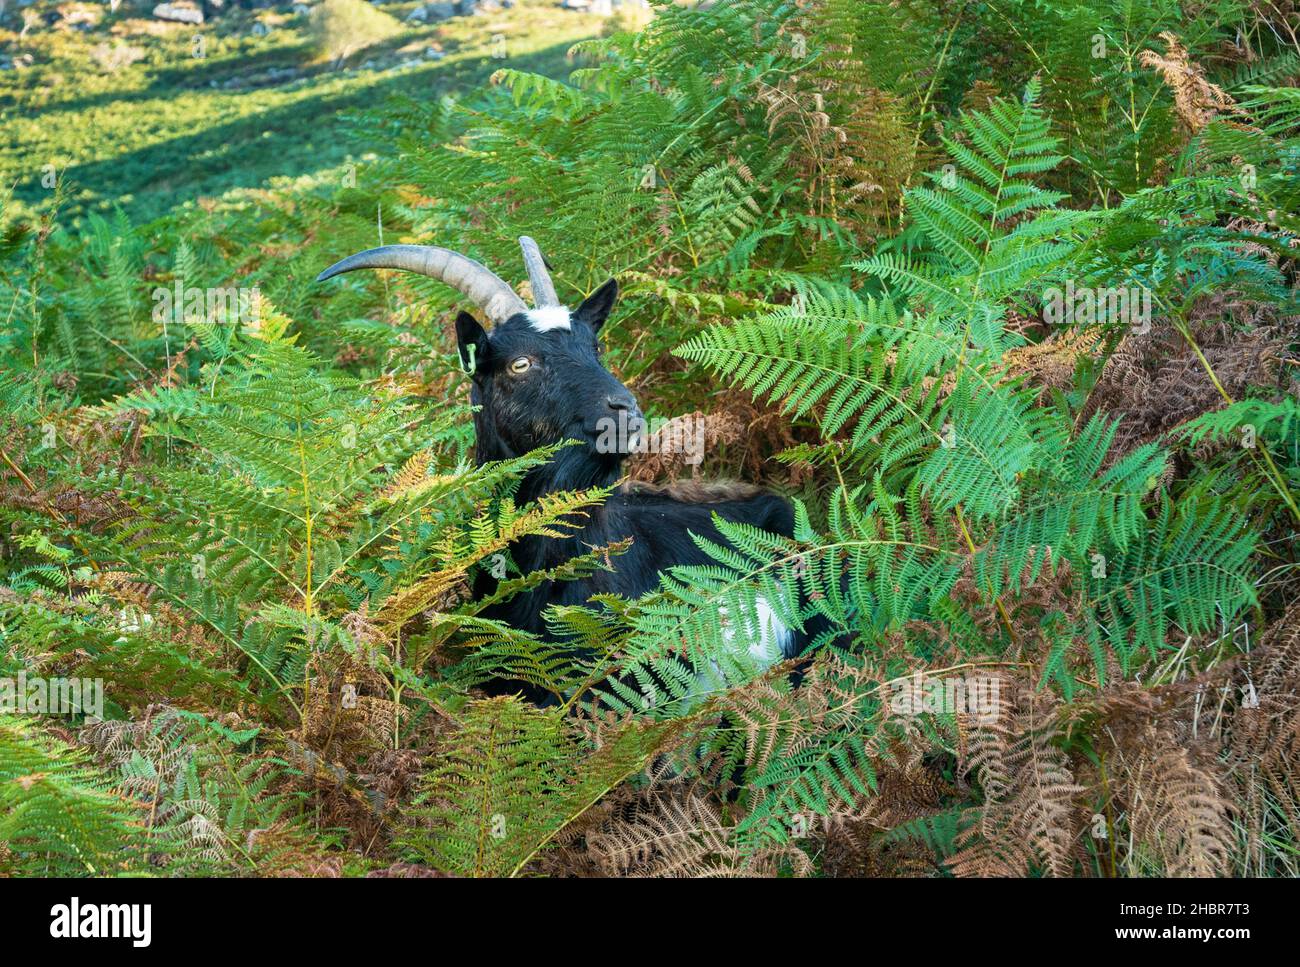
[586,785,813,877]
[948,677,1085,877]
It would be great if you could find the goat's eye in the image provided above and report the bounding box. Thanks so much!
[509,356,532,375]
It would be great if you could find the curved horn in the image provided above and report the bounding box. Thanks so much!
[519,236,560,307]
[316,245,527,326]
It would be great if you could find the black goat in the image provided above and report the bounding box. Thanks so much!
[318,239,806,699]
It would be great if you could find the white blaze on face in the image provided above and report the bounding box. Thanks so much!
[526,306,571,332]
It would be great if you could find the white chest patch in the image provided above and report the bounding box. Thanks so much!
[682,596,794,709]
[526,306,571,332]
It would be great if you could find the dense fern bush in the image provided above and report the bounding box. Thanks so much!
[1,0,1298,877]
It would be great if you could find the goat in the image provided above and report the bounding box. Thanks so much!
[318,238,808,703]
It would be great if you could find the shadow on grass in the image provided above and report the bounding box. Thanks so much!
[13,36,581,223]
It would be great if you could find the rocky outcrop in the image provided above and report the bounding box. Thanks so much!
[152,1,204,23]
[404,0,507,23]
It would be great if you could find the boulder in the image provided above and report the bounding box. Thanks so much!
[152,1,204,23]
[406,2,455,22]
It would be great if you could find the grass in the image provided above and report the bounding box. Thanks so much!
[1,1,602,223]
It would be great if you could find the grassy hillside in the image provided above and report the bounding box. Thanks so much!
[1,0,604,221]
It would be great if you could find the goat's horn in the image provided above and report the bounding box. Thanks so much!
[316,245,527,326]
[519,236,560,307]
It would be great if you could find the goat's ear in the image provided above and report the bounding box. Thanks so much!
[455,311,489,375]
[573,278,618,334]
